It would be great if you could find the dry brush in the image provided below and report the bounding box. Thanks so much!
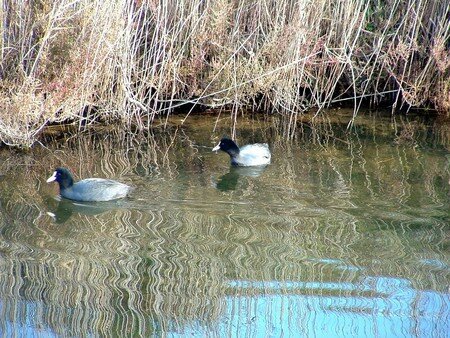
[0,0,449,147]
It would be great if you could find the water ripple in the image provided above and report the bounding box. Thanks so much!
[0,116,448,336]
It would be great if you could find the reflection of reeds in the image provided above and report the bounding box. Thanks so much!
[0,114,448,336]
[0,1,449,147]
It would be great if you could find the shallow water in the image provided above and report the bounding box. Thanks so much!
[0,111,448,337]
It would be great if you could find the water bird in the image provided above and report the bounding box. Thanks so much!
[46,167,132,202]
[212,138,271,166]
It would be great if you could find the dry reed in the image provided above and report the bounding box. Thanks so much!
[0,0,449,147]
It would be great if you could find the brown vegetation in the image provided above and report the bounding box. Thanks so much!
[0,0,449,147]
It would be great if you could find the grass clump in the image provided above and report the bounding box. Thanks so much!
[0,0,449,147]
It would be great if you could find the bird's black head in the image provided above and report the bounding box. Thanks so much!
[47,167,74,189]
[212,138,240,157]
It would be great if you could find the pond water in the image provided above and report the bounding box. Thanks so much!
[0,111,448,337]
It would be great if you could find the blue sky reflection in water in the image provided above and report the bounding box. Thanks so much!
[1,278,448,337]
[0,112,448,337]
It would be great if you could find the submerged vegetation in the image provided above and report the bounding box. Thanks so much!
[0,0,449,147]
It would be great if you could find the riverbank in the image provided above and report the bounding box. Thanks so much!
[1,0,449,147]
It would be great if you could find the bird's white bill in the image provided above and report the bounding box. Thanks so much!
[212,143,220,152]
[46,171,57,183]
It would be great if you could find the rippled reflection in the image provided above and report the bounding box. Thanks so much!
[0,112,448,337]
[215,166,268,191]
[44,196,133,224]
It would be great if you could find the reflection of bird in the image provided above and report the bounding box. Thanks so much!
[47,167,132,202]
[215,166,268,192]
[212,138,271,166]
[216,171,240,191]
[45,197,124,224]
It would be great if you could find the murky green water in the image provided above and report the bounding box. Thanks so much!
[0,111,449,337]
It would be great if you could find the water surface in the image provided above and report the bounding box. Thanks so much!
[0,111,448,337]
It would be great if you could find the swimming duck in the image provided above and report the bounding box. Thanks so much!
[47,167,132,202]
[212,138,271,166]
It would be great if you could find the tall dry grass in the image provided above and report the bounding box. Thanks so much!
[0,0,449,147]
